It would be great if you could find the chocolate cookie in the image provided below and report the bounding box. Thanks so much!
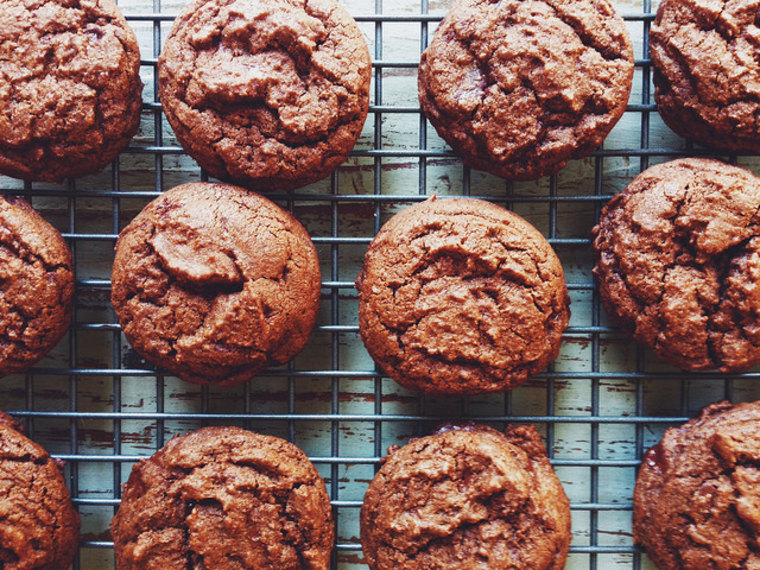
[418,0,634,180]
[356,197,570,395]
[0,0,143,182]
[650,0,760,152]
[158,0,371,191]
[111,426,334,569]
[111,182,321,386]
[0,410,80,567]
[0,196,74,377]
[592,158,760,372]
[360,423,571,570]
[634,400,760,569]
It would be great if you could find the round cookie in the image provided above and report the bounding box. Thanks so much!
[0,196,74,377]
[355,197,570,395]
[360,424,572,570]
[111,426,334,569]
[634,400,760,569]
[650,0,760,152]
[418,0,634,180]
[158,0,371,191]
[111,182,321,386]
[592,158,760,372]
[0,0,143,182]
[0,411,80,567]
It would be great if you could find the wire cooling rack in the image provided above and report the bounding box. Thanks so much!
[3,0,760,568]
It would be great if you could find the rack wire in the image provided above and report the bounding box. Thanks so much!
[3,0,760,568]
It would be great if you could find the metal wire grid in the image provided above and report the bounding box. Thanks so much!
[3,0,760,568]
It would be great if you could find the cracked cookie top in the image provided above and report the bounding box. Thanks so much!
[650,0,760,152]
[634,400,760,569]
[0,196,74,377]
[360,424,571,570]
[355,197,570,395]
[0,410,80,567]
[592,158,760,372]
[158,0,371,191]
[418,0,634,180]
[0,0,143,182]
[111,426,334,569]
[111,182,321,386]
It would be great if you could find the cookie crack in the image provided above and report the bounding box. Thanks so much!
[368,218,565,389]
[121,212,298,378]
[0,455,62,563]
[443,7,623,171]
[277,483,312,568]
[0,233,69,274]
[158,462,320,567]
[0,242,70,357]
[691,0,738,45]
[542,0,628,61]
[381,480,540,564]
[660,463,760,564]
[600,173,760,371]
[181,6,364,155]
[0,453,45,465]
[656,14,760,111]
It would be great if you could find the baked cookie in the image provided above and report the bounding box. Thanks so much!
[111,182,321,386]
[650,0,760,152]
[418,0,634,180]
[0,410,80,568]
[0,0,142,182]
[356,197,569,395]
[111,426,334,569]
[634,400,760,569]
[592,158,760,372]
[360,423,571,570]
[158,0,371,191]
[0,196,74,377]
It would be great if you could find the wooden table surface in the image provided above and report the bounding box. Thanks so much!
[2,0,759,568]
